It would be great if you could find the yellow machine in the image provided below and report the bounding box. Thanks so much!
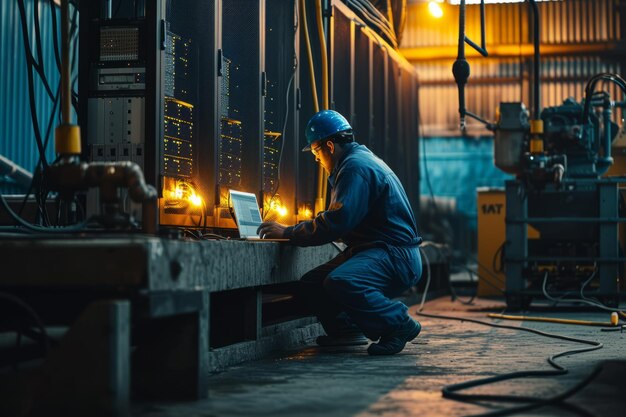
[477,188,539,296]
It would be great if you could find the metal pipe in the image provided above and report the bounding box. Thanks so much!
[480,0,486,52]
[84,161,158,203]
[596,106,614,175]
[300,0,320,114]
[315,0,329,212]
[488,313,619,328]
[315,0,329,110]
[452,0,471,131]
[582,73,626,130]
[457,0,466,60]
[0,155,33,190]
[61,0,70,125]
[386,0,394,38]
[528,0,541,119]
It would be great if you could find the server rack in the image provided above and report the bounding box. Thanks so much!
[78,2,159,222]
[161,0,221,228]
[216,0,265,229]
[263,0,300,225]
[78,0,221,229]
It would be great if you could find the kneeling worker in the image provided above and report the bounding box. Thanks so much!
[257,110,423,355]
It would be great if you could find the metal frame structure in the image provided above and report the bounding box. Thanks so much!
[505,178,624,309]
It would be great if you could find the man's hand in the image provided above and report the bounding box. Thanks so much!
[257,222,287,239]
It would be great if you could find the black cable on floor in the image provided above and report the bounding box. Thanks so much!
[415,311,603,417]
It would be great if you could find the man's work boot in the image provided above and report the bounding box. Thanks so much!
[367,317,421,355]
[316,330,369,347]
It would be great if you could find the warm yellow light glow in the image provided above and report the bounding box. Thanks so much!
[450,0,553,4]
[166,180,203,207]
[189,194,202,207]
[429,1,444,18]
[298,206,313,219]
[277,205,288,217]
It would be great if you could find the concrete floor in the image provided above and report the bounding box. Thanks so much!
[135,297,626,417]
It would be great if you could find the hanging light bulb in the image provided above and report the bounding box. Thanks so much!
[429,1,444,19]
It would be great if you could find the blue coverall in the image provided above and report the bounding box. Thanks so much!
[284,142,423,340]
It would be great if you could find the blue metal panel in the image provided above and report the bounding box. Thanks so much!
[0,0,77,186]
[420,136,513,221]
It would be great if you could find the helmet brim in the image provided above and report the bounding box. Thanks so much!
[302,129,353,152]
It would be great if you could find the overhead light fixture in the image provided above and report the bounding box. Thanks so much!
[428,1,444,18]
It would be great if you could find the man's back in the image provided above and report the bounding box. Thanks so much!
[329,143,421,247]
[286,142,421,248]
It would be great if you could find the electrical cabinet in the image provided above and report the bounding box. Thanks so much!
[79,0,220,229]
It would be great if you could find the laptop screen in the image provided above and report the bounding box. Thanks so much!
[229,190,263,238]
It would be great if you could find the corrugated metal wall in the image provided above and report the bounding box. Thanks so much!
[403,0,624,135]
[416,56,624,135]
[0,0,67,190]
[406,0,622,47]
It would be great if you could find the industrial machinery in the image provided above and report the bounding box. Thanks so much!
[496,83,626,309]
[454,0,626,308]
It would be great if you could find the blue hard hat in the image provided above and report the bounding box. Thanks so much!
[302,110,352,152]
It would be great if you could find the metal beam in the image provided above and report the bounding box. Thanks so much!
[400,41,626,62]
[419,75,609,87]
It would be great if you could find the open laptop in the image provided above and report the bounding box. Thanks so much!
[229,190,290,242]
